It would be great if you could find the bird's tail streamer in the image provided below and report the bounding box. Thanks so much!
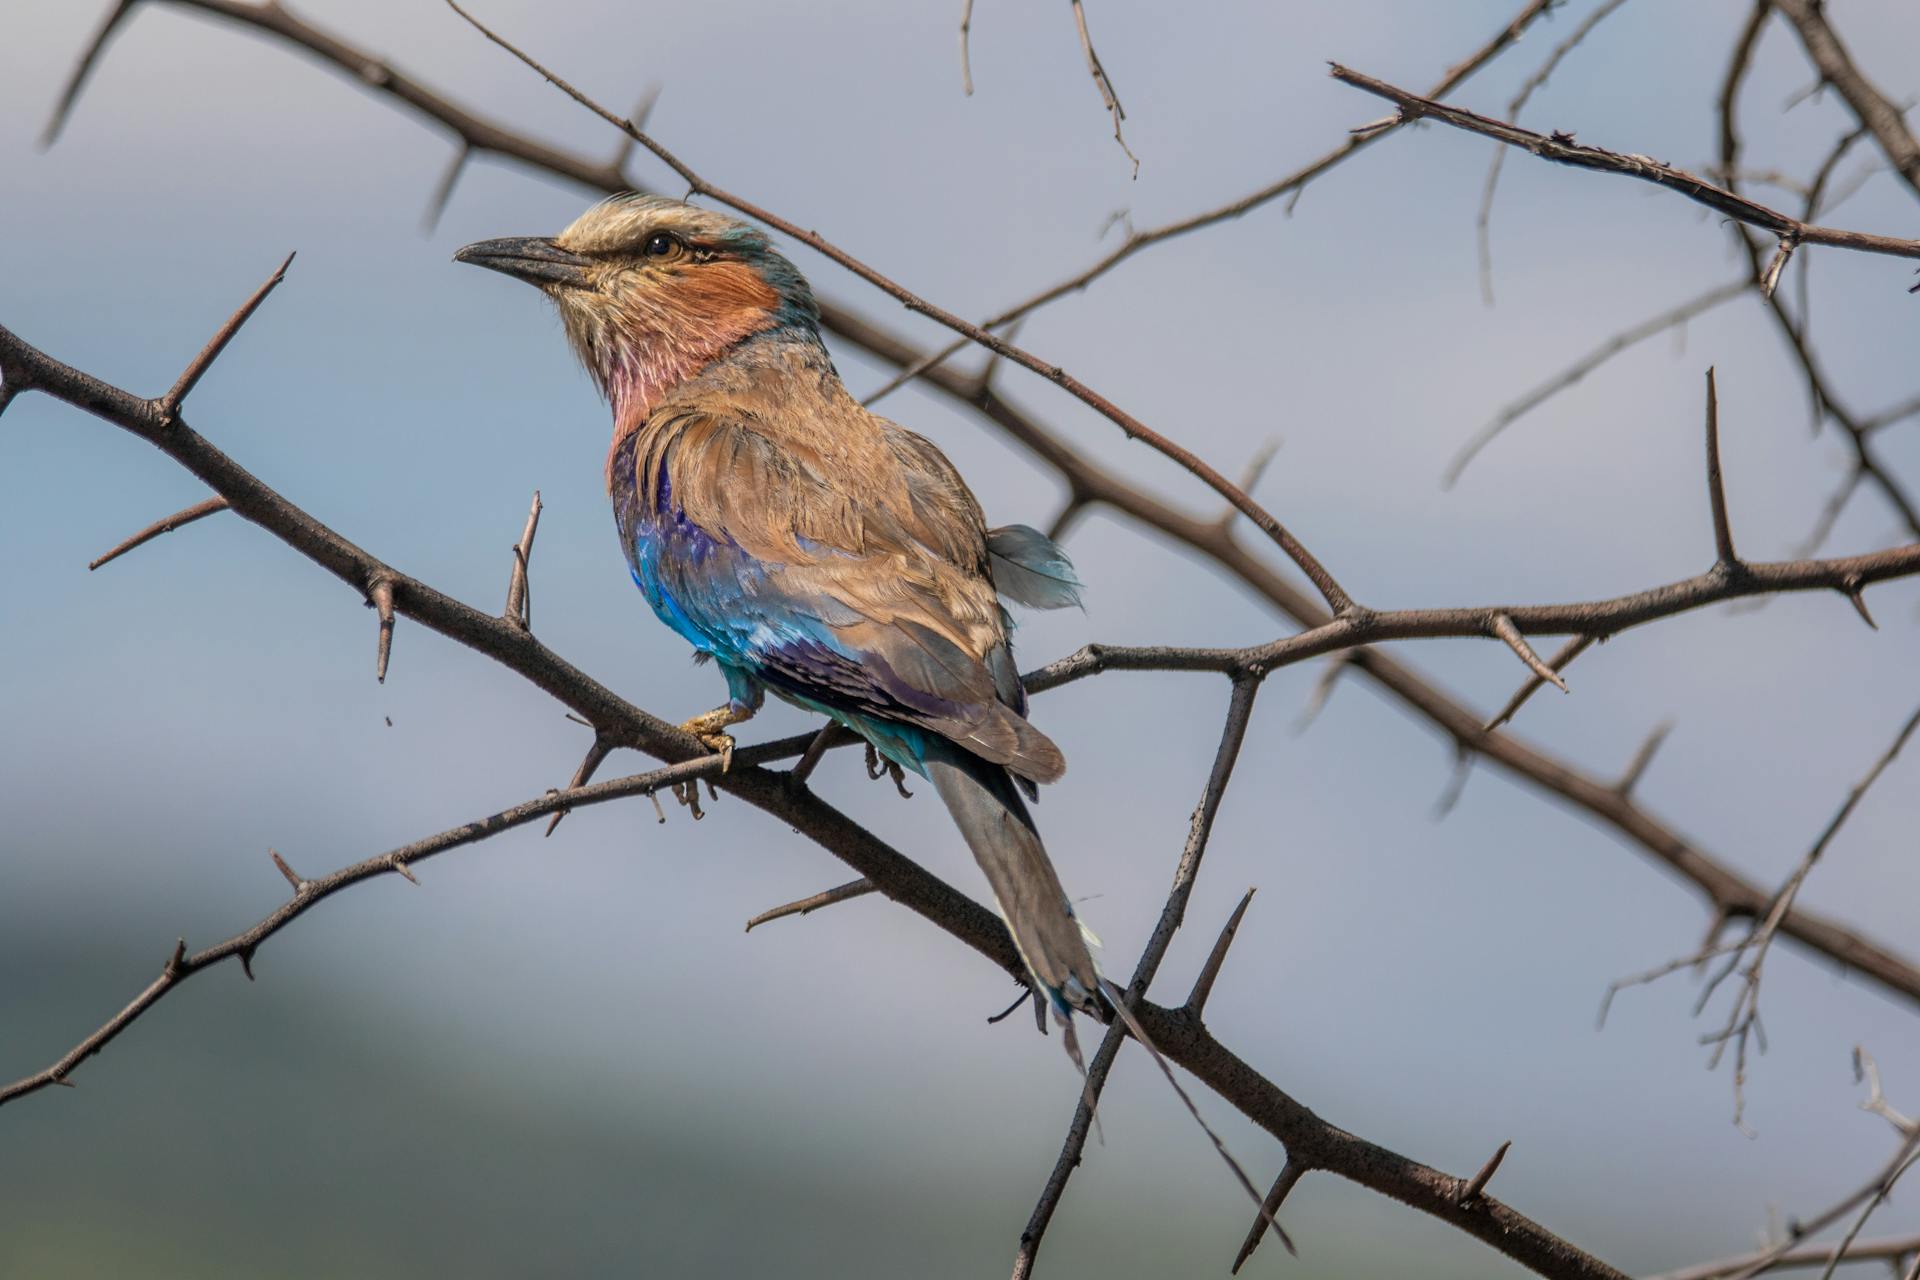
[1095,978,1296,1257]
[925,745,1291,1253]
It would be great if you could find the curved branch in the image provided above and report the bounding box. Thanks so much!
[51,5,1869,1034]
[821,308,1920,1015]
[1772,0,1920,202]
[0,310,1636,1280]
[440,0,1351,615]
[1332,64,1920,261]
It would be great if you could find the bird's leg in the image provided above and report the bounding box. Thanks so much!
[862,741,914,799]
[677,701,755,772]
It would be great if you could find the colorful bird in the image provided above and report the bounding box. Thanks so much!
[455,196,1102,1050]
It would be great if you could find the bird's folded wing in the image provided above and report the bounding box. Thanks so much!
[636,409,1064,782]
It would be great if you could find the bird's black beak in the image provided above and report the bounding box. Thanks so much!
[453,236,593,289]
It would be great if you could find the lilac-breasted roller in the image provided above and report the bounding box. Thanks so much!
[455,196,1103,1042]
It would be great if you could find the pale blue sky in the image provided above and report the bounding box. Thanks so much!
[3,2,1919,1275]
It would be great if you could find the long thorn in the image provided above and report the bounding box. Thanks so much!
[1490,614,1569,693]
[88,496,231,571]
[743,879,876,932]
[1704,368,1739,565]
[159,252,296,420]
[1186,887,1256,1015]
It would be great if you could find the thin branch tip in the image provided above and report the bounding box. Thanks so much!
[1460,1139,1513,1205]
[743,878,876,932]
[1231,1162,1306,1272]
[87,496,231,571]
[159,250,296,419]
[1704,367,1740,566]
[1186,886,1258,1015]
[370,577,396,683]
[1491,615,1570,692]
[269,849,305,894]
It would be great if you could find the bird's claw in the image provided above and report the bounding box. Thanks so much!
[863,742,913,799]
[703,732,736,773]
[677,708,740,773]
[671,779,706,819]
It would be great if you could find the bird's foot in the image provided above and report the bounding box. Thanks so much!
[694,730,736,772]
[679,705,748,773]
[863,742,913,799]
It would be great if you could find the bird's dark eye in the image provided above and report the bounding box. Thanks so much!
[643,232,679,259]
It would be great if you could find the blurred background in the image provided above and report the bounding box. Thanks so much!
[4,1,1919,1275]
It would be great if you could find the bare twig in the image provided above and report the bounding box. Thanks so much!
[504,489,542,630]
[1491,614,1571,693]
[1292,651,1354,733]
[0,327,1641,1276]
[1856,1047,1917,1137]
[1601,704,1920,1123]
[269,849,305,894]
[1069,0,1137,175]
[0,752,740,1108]
[159,251,296,421]
[369,576,396,684]
[1332,64,1920,261]
[445,0,1356,617]
[1485,635,1594,731]
[17,290,1920,1037]
[865,0,1563,409]
[1716,7,1920,545]
[957,0,975,95]
[545,735,612,837]
[1433,745,1476,820]
[39,0,136,146]
[1445,280,1749,487]
[1704,707,1920,1123]
[1615,720,1674,797]
[788,723,853,788]
[1013,679,1286,1278]
[1459,1139,1513,1206]
[744,878,876,932]
[1704,368,1739,566]
[1229,1161,1307,1273]
[87,495,230,571]
[1649,1235,1920,1280]
[1772,0,1920,203]
[1185,887,1257,1016]
[1478,0,1635,303]
[48,8,1864,1046]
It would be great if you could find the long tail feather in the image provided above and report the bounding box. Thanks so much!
[1098,977,1297,1257]
[923,746,1100,1015]
[927,746,1283,1249]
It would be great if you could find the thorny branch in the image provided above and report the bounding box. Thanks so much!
[862,0,1563,409]
[1601,704,1920,1129]
[1476,0,1634,305]
[1716,1058,1920,1280]
[20,2,1920,1276]
[1771,0,1920,205]
[62,0,1913,1025]
[1648,1234,1920,1280]
[443,0,1357,618]
[1331,64,1920,261]
[1014,679,1280,1278]
[1445,280,1749,488]
[86,494,230,571]
[56,0,1893,1045]
[1068,0,1136,176]
[1717,5,1920,549]
[8,278,1917,1280]
[0,297,1638,1279]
